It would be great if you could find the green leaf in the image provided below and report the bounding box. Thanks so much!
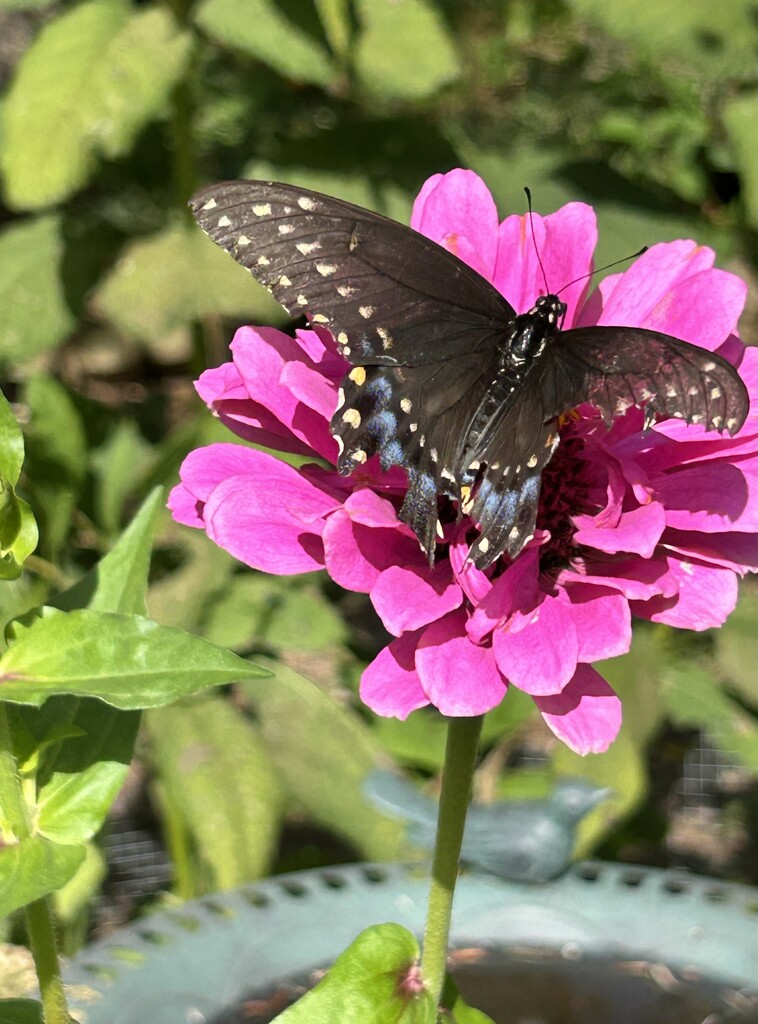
[569,0,758,82]
[53,487,164,617]
[94,224,284,342]
[0,837,85,918]
[0,0,192,209]
[204,575,346,653]
[0,390,24,486]
[275,923,435,1024]
[241,662,403,860]
[715,585,758,709]
[195,0,336,87]
[723,92,758,229]
[0,1000,44,1024]
[147,697,283,889]
[91,421,156,538]
[315,0,352,61]
[0,216,75,362]
[0,610,269,709]
[21,375,86,560]
[662,661,758,773]
[354,0,460,101]
[440,974,495,1023]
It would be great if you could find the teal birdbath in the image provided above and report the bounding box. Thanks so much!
[66,861,758,1024]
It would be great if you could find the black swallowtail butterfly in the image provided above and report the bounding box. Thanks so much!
[190,181,749,569]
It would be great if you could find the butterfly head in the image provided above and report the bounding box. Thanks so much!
[508,295,567,364]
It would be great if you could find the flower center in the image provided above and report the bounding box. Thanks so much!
[536,423,598,571]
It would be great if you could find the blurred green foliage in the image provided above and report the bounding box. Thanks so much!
[0,0,756,954]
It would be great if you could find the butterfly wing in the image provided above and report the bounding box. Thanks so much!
[461,325,749,569]
[190,180,515,366]
[553,326,749,434]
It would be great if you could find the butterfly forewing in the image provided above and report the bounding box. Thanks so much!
[190,181,514,366]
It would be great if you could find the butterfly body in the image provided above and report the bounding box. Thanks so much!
[190,181,749,569]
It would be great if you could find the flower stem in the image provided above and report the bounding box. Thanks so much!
[421,714,483,1006]
[25,896,73,1024]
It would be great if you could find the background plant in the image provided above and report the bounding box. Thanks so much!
[0,0,756,1014]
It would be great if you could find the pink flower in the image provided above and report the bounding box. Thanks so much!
[170,170,758,755]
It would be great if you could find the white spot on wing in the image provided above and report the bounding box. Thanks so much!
[257,255,271,266]
[400,398,412,413]
[296,241,320,255]
[478,538,490,553]
[278,223,295,235]
[337,285,355,297]
[342,408,361,428]
[312,313,329,323]
[316,263,337,277]
[359,305,375,319]
[377,327,393,349]
[296,294,308,305]
[201,197,217,210]
[710,386,722,399]
[252,203,272,216]
[237,235,251,246]
[279,275,292,287]
[527,454,538,468]
[298,196,318,211]
[218,215,231,227]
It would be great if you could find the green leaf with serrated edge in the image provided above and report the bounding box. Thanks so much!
[354,0,460,101]
[0,217,76,361]
[275,924,435,1023]
[0,390,24,485]
[240,662,403,860]
[0,1,192,209]
[94,224,284,342]
[0,1000,44,1024]
[0,837,85,919]
[715,586,758,710]
[0,610,269,709]
[662,662,758,773]
[195,0,335,87]
[723,92,758,228]
[147,698,283,889]
[52,487,164,617]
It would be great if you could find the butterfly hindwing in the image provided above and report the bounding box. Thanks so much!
[190,180,514,366]
[554,327,749,433]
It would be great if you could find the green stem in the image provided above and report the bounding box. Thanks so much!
[25,897,72,1024]
[421,714,483,1006]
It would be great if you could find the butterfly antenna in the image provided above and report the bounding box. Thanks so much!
[524,187,550,296]
[557,246,649,296]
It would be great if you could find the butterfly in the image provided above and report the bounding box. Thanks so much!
[190,181,749,569]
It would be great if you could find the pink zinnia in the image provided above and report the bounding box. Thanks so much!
[169,170,757,755]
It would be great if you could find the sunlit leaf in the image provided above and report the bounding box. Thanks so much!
[0,217,75,362]
[195,0,336,86]
[354,0,460,101]
[0,0,192,209]
[147,697,283,889]
[0,837,85,918]
[94,224,284,342]
[275,924,435,1024]
[0,610,269,709]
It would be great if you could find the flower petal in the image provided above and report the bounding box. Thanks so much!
[534,666,622,755]
[371,563,463,636]
[494,203,596,323]
[493,593,579,696]
[202,452,341,574]
[656,458,757,533]
[410,169,499,281]
[572,500,666,559]
[167,483,204,528]
[560,584,632,662]
[631,557,739,630]
[416,609,507,715]
[466,545,540,643]
[360,631,429,718]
